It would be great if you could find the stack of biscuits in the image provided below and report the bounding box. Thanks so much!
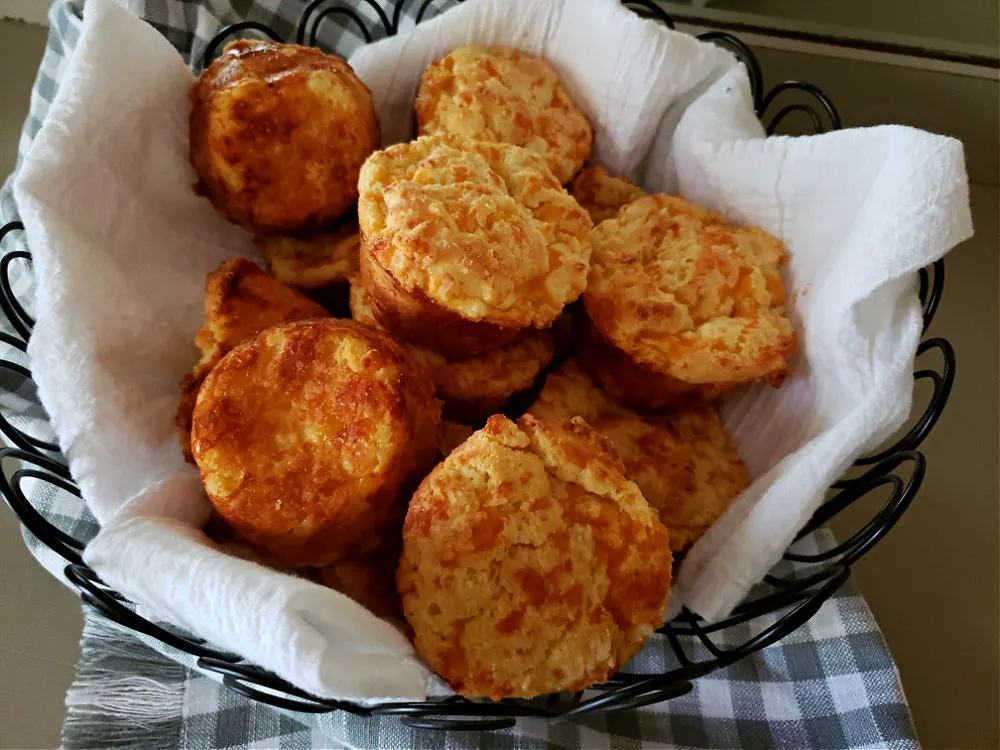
[178,40,797,700]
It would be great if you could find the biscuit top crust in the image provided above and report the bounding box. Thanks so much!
[399,414,671,699]
[584,195,795,385]
[349,278,554,405]
[416,46,593,184]
[358,134,591,327]
[191,40,378,232]
[192,319,438,564]
[194,319,424,497]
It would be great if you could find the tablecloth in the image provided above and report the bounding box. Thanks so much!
[0,2,920,748]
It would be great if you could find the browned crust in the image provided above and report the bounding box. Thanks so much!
[177,369,211,463]
[356,134,592,336]
[191,318,440,566]
[398,414,671,700]
[431,331,555,418]
[579,319,733,411]
[176,258,330,462]
[415,46,593,184]
[359,240,521,357]
[190,40,379,232]
[581,194,797,402]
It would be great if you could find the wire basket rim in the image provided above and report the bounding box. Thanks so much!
[0,0,954,731]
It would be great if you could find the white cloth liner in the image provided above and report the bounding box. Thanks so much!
[13,0,971,701]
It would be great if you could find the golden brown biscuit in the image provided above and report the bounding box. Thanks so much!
[254,212,361,289]
[350,278,554,420]
[583,194,796,409]
[399,414,672,700]
[529,361,747,552]
[416,46,592,184]
[579,318,733,410]
[190,40,379,232]
[359,252,518,356]
[176,259,329,461]
[192,319,440,567]
[568,166,646,224]
[358,134,591,357]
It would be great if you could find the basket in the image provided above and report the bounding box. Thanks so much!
[0,0,955,733]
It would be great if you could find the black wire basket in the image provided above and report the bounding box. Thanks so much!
[0,0,954,733]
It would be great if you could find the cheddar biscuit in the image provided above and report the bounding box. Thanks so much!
[529,361,747,552]
[358,134,591,357]
[190,40,379,232]
[579,318,734,410]
[176,259,328,461]
[568,166,646,224]
[254,212,361,289]
[399,414,671,699]
[192,319,440,567]
[416,46,592,184]
[350,279,554,420]
[583,194,796,409]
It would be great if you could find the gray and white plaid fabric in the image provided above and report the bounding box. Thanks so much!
[0,2,920,748]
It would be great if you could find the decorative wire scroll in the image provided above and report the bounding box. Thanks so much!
[0,0,954,733]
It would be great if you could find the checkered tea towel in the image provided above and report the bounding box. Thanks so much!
[0,1,919,748]
[60,549,918,750]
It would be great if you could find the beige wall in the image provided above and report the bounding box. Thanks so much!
[711,0,1000,50]
[828,184,999,749]
[749,44,1000,749]
[0,22,80,750]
